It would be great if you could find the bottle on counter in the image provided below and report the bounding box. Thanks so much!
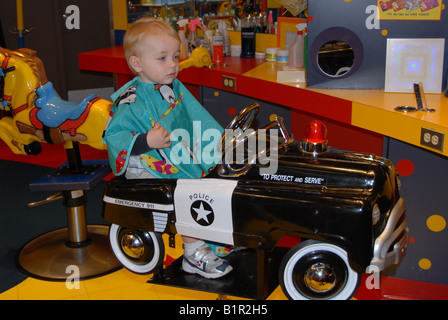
[212,28,224,63]
[201,21,213,57]
[288,23,306,68]
[219,20,230,56]
[241,14,255,58]
[266,10,273,34]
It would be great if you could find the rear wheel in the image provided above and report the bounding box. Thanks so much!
[109,224,165,274]
[279,240,361,300]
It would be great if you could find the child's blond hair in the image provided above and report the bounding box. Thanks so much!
[124,16,180,74]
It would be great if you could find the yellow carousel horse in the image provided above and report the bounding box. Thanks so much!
[0,47,111,155]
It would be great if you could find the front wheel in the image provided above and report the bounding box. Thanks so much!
[109,224,165,274]
[279,240,361,300]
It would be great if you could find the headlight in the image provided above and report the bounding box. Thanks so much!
[372,203,381,225]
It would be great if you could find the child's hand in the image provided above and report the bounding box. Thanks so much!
[146,123,172,149]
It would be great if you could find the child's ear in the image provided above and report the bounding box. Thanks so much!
[129,56,142,73]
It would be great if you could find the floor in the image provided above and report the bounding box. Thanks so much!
[1,234,282,300]
[0,140,446,301]
[0,231,377,301]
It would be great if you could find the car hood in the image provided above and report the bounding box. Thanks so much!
[218,140,399,201]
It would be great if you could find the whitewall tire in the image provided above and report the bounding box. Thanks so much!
[279,240,361,300]
[109,224,165,274]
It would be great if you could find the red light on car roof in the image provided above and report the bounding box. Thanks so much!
[304,121,327,144]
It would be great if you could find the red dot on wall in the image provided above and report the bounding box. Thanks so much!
[396,159,415,177]
[308,16,314,22]
[409,237,415,243]
[228,107,237,116]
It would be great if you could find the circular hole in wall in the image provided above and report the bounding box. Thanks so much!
[317,41,354,76]
[311,27,363,79]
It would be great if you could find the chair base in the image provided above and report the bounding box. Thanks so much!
[17,225,121,281]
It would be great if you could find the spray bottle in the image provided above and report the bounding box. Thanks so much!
[187,18,204,57]
[177,19,188,60]
[288,23,306,68]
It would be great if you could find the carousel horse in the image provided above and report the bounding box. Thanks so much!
[0,47,111,155]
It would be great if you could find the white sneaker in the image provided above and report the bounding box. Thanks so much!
[182,243,233,279]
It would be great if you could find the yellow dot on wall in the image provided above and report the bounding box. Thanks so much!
[381,29,388,36]
[269,114,278,122]
[419,258,432,270]
[427,215,446,232]
[214,91,219,97]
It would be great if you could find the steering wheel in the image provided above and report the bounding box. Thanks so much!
[220,103,259,154]
[225,103,260,132]
[218,103,259,176]
[217,102,293,177]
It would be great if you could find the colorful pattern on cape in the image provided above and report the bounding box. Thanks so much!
[103,77,223,179]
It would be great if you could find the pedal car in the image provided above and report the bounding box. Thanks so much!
[102,103,408,300]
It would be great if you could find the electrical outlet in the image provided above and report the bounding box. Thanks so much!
[222,75,236,90]
[420,127,444,151]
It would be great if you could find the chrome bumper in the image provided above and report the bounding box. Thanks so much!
[369,197,409,271]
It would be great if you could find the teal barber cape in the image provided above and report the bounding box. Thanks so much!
[103,77,223,179]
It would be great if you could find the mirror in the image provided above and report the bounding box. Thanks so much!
[317,41,354,77]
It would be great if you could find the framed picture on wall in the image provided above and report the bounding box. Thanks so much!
[385,38,445,93]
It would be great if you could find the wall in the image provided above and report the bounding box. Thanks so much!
[307,0,448,90]
[385,138,448,287]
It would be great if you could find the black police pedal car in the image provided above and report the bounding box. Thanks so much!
[102,103,408,300]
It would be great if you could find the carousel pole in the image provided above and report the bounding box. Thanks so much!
[16,0,24,48]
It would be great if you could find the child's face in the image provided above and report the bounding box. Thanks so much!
[130,33,180,84]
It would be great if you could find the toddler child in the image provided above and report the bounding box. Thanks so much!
[103,16,232,279]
